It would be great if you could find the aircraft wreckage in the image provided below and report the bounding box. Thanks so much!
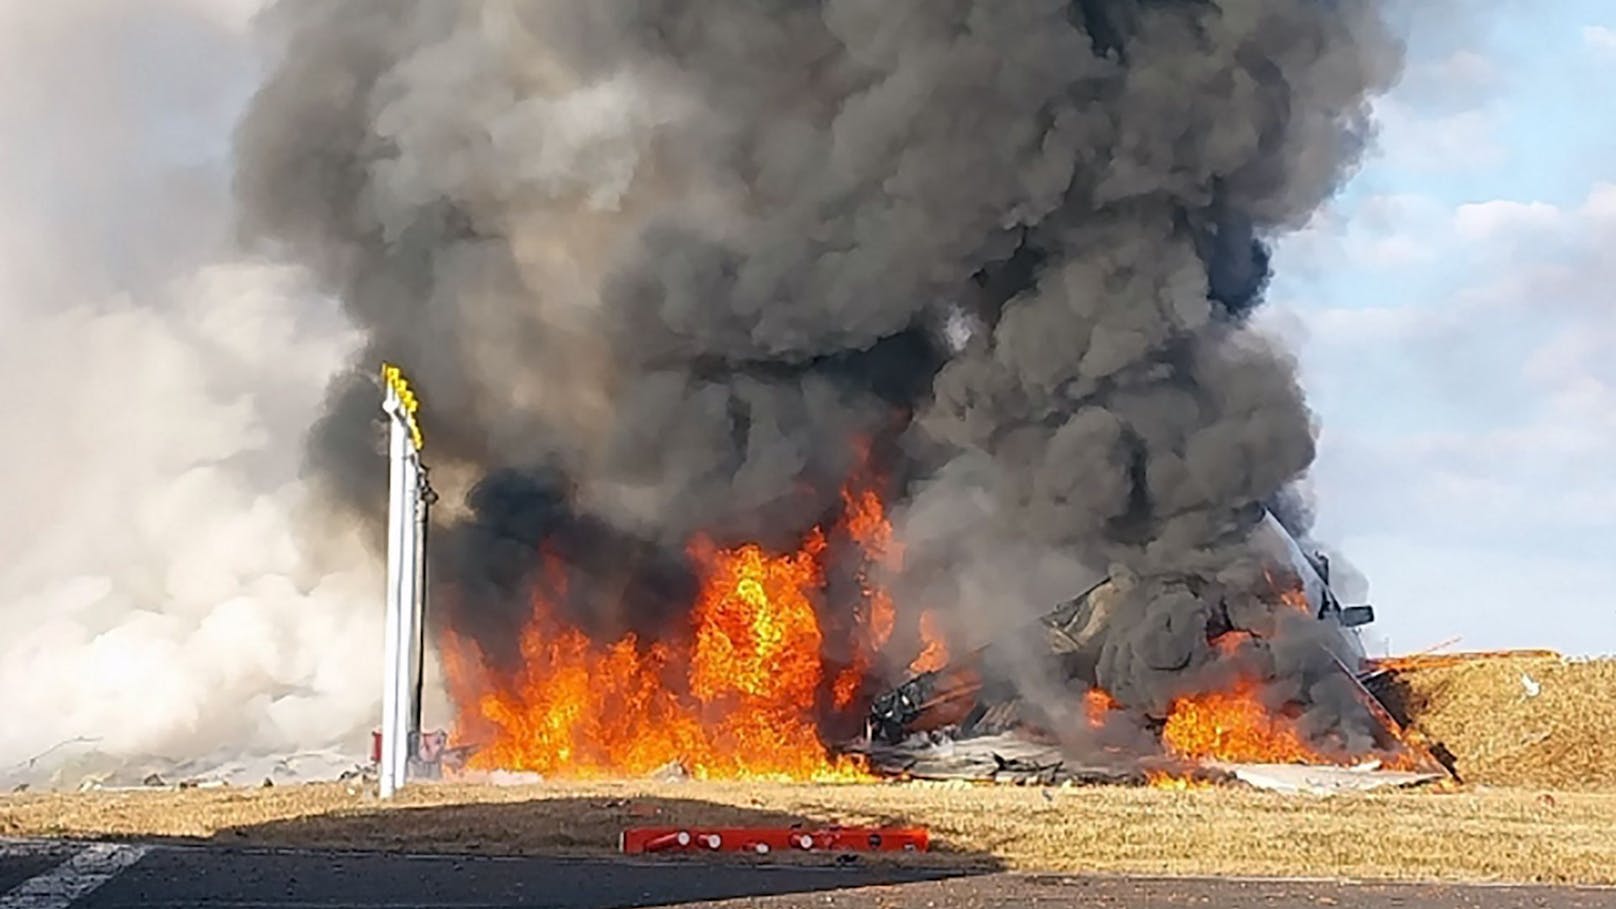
[858,511,1448,787]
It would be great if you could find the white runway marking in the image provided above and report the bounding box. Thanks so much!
[0,843,148,909]
[0,844,63,859]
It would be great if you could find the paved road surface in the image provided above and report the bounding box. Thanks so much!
[4,839,1614,909]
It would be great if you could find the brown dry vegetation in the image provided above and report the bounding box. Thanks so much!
[5,779,1616,885]
[1385,656,1616,791]
[4,656,1612,885]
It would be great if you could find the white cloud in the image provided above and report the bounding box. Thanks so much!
[1397,50,1501,111]
[1452,199,1564,241]
[1294,184,1616,344]
[1288,10,1616,656]
[1424,49,1498,88]
[1306,181,1616,553]
[1583,25,1616,57]
[1584,181,1616,221]
[1305,304,1442,347]
[1370,98,1507,174]
[1458,188,1616,323]
[1276,193,1448,277]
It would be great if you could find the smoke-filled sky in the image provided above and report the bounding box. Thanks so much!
[0,0,1609,776]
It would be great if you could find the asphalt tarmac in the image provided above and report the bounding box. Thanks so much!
[4,839,1615,909]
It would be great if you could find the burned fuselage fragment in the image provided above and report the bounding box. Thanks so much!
[868,512,1388,761]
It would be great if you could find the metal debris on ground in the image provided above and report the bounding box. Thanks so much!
[1212,762,1445,796]
[648,760,692,782]
[855,731,1139,786]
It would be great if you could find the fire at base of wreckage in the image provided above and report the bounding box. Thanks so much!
[372,373,1446,799]
[404,488,1450,798]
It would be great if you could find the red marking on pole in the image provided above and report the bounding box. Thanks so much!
[621,826,929,855]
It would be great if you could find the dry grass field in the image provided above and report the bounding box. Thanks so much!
[4,779,1615,885]
[4,656,1612,885]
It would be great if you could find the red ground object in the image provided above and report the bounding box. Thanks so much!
[620,826,929,855]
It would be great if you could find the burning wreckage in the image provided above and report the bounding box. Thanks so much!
[422,493,1447,789]
[236,1,1439,790]
[860,510,1446,786]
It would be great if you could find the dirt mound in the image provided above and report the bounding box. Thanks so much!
[1380,656,1616,791]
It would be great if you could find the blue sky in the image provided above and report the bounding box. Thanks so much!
[1264,3,1616,655]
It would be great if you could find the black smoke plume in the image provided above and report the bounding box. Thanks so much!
[236,1,1403,744]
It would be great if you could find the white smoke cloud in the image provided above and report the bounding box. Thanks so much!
[0,0,380,776]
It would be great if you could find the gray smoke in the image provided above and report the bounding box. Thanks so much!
[237,1,1403,743]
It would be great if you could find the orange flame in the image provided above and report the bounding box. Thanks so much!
[1150,577,1336,768]
[446,455,917,781]
[838,446,958,683]
[449,606,703,777]
[688,533,826,705]
[841,470,900,654]
[452,532,868,781]
[1146,770,1213,790]
[907,610,950,674]
[1265,568,1312,614]
[1159,678,1322,765]
[1084,688,1118,729]
[830,665,863,710]
[842,484,901,568]
[1153,619,1438,772]
[1212,629,1254,657]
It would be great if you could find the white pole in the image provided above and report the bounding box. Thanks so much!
[380,383,409,799]
[391,450,420,790]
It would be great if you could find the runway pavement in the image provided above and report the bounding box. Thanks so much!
[4,838,1615,909]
